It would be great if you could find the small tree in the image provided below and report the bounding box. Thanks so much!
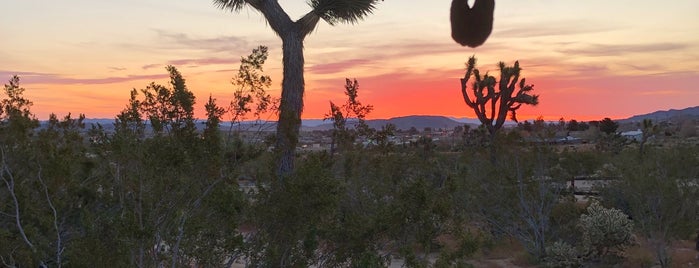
[204,95,226,154]
[598,118,618,135]
[566,119,580,132]
[324,78,373,155]
[0,76,39,140]
[139,66,196,138]
[639,118,658,157]
[228,46,276,136]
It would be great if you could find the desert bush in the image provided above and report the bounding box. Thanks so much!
[543,241,581,268]
[578,202,634,260]
[549,197,586,244]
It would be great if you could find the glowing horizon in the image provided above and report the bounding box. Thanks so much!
[2,1,698,122]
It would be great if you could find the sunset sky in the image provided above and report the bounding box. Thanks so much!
[2,0,698,121]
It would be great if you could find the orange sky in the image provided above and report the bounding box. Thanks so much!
[2,1,699,122]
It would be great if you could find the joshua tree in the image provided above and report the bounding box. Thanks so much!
[639,118,658,156]
[460,56,538,144]
[214,0,384,177]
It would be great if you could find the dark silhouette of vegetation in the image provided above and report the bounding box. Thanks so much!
[601,147,699,268]
[228,45,275,132]
[598,117,619,135]
[325,78,373,155]
[639,118,658,157]
[460,56,539,160]
[2,72,698,267]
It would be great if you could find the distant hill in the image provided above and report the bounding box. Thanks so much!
[61,106,699,134]
[301,115,471,131]
[69,116,480,132]
[622,106,699,122]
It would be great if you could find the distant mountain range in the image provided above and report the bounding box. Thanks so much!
[301,115,474,131]
[621,106,699,122]
[61,106,699,132]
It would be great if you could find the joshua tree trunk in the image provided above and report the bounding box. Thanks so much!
[276,33,305,178]
[249,0,310,178]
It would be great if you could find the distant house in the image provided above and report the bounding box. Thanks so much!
[620,129,643,141]
[556,136,583,144]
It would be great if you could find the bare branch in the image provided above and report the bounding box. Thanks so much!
[0,149,34,250]
[36,165,63,267]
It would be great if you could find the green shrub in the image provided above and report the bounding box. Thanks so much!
[543,241,581,268]
[578,202,634,259]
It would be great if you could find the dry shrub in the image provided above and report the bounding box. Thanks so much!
[622,245,655,268]
[482,238,526,259]
[623,239,699,268]
[669,240,699,268]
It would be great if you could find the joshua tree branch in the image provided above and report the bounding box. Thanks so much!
[297,11,321,37]
[254,0,296,38]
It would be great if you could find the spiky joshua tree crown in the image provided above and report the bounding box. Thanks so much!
[460,56,539,135]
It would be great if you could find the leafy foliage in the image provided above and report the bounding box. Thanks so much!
[325,78,373,154]
[309,0,383,25]
[230,45,275,124]
[601,146,699,267]
[3,70,699,267]
[598,117,619,135]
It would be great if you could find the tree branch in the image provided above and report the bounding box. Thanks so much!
[36,165,63,268]
[0,149,35,250]
[255,0,296,38]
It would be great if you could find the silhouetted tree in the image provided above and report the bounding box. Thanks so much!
[566,119,580,132]
[517,120,533,132]
[214,0,384,177]
[639,118,658,157]
[204,95,226,153]
[228,45,276,138]
[325,78,373,155]
[460,56,539,160]
[598,117,618,135]
[0,76,39,140]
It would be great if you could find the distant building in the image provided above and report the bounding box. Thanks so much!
[620,129,643,141]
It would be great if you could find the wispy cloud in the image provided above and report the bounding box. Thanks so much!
[559,43,689,57]
[169,57,238,67]
[0,70,56,79]
[142,57,240,70]
[153,29,252,53]
[0,70,168,85]
[108,66,127,71]
[639,90,685,96]
[306,39,490,75]
[308,59,374,75]
[495,20,615,38]
[142,63,162,70]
